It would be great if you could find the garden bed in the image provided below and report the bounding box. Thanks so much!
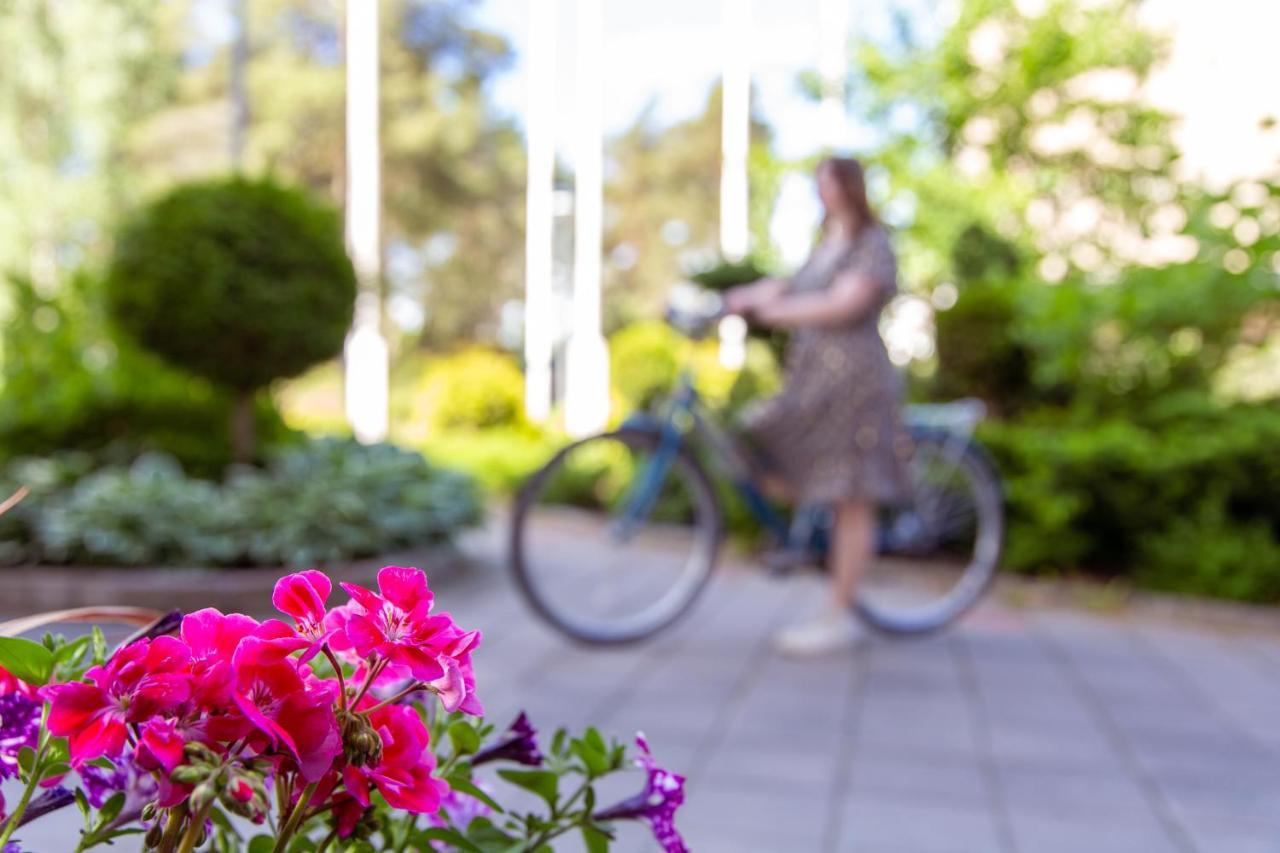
[0,545,466,618]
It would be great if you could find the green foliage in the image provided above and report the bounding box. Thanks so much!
[604,85,780,326]
[687,256,770,292]
[983,400,1280,602]
[0,438,481,567]
[426,348,527,432]
[608,322,685,413]
[0,272,292,477]
[608,321,782,417]
[106,176,356,392]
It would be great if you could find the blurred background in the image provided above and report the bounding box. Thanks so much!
[1,0,1278,850]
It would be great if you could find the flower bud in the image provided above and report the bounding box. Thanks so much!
[170,765,205,785]
[141,802,157,823]
[190,780,217,814]
[339,710,384,768]
[144,821,165,848]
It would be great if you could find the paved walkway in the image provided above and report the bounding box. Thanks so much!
[7,524,1280,852]
[447,525,1280,853]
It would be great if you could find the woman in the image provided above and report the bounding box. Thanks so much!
[725,157,910,656]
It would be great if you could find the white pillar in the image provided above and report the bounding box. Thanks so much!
[719,0,751,262]
[563,0,609,438]
[229,0,249,169]
[818,0,850,150]
[343,0,388,444]
[523,0,557,423]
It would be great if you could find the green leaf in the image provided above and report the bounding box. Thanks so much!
[444,774,504,814]
[44,737,69,766]
[418,828,483,853]
[497,768,559,808]
[52,635,91,672]
[582,824,612,853]
[247,836,275,853]
[95,791,125,829]
[461,817,520,848]
[17,745,35,775]
[448,719,481,756]
[90,627,107,666]
[74,787,90,825]
[0,636,55,686]
[571,737,609,778]
[287,836,318,852]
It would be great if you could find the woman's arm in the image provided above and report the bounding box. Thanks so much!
[724,276,790,314]
[752,270,884,329]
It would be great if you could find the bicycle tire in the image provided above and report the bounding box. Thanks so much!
[509,428,724,645]
[855,428,1005,636]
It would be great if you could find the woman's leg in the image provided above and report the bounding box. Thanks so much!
[774,499,876,655]
[830,500,876,608]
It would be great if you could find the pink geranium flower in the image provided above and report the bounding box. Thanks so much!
[270,570,337,662]
[135,718,185,774]
[180,608,260,710]
[333,566,465,682]
[343,702,447,815]
[231,637,341,782]
[45,637,192,765]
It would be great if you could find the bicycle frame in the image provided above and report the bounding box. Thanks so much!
[617,368,793,545]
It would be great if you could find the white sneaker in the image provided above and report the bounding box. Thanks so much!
[773,609,866,657]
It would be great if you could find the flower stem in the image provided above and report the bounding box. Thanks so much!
[0,722,50,849]
[156,804,188,853]
[272,781,320,853]
[175,802,211,853]
[321,646,347,712]
[0,770,38,848]
[364,681,426,714]
[315,827,339,853]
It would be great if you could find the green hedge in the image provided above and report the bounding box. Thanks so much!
[0,438,482,567]
[983,399,1280,603]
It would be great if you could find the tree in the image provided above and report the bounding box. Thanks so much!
[126,0,526,349]
[851,0,1179,289]
[0,0,177,284]
[106,177,356,461]
[602,85,781,327]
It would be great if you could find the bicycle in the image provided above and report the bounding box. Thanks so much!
[509,286,1005,645]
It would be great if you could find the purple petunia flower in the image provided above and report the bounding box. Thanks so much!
[471,712,542,767]
[78,756,158,825]
[0,693,41,781]
[594,734,687,853]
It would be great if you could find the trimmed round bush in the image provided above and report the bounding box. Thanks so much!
[106,177,356,457]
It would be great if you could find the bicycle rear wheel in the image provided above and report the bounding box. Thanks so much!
[509,429,722,645]
[855,429,1004,635]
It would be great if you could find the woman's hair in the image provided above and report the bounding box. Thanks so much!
[820,157,878,235]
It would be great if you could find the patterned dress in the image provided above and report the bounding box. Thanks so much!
[744,225,911,506]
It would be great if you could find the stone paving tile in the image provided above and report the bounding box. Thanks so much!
[845,753,992,809]
[1005,809,1186,853]
[838,798,1008,852]
[994,764,1154,817]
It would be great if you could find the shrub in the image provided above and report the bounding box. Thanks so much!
[609,322,684,412]
[608,320,781,416]
[0,272,293,477]
[105,177,356,459]
[426,348,527,432]
[0,438,481,567]
[981,400,1280,603]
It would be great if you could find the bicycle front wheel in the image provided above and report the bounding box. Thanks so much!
[856,429,1004,635]
[509,429,722,645]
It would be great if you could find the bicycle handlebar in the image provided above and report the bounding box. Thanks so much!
[664,283,728,340]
